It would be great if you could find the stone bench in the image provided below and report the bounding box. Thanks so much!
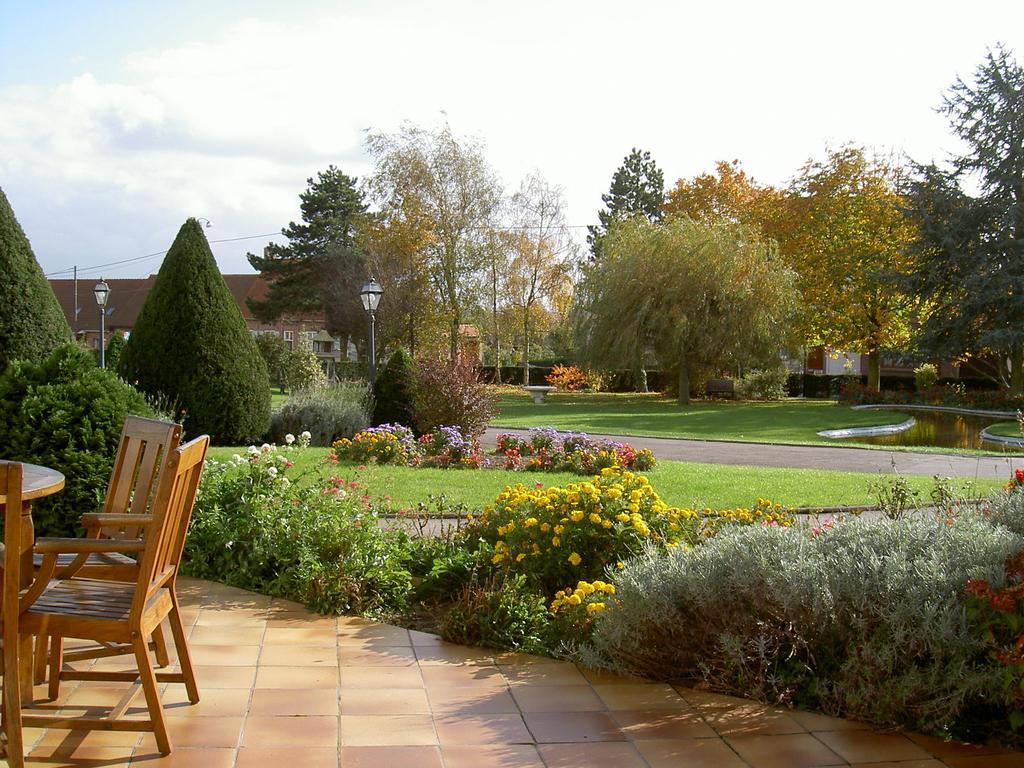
[523,385,556,404]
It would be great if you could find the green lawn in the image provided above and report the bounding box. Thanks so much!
[207,447,1001,511]
[270,391,289,410]
[986,421,1021,437]
[493,392,1012,454]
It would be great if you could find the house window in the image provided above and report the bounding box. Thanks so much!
[283,331,293,341]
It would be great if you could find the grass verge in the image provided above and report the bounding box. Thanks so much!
[207,446,1002,511]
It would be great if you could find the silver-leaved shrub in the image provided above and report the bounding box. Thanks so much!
[583,514,1023,737]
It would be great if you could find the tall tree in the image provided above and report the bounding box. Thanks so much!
[506,172,573,384]
[587,148,665,390]
[365,123,503,361]
[664,160,785,236]
[587,148,665,259]
[247,166,368,340]
[576,217,799,404]
[120,219,270,444]
[904,46,1024,392]
[0,187,71,370]
[777,147,917,390]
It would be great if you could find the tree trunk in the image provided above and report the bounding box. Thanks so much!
[867,350,881,391]
[522,312,530,386]
[1012,345,1024,396]
[449,316,460,363]
[677,358,690,405]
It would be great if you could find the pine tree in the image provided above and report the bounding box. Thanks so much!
[0,187,71,370]
[119,219,270,443]
[247,166,368,340]
[587,148,665,259]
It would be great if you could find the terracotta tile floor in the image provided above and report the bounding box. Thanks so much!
[9,577,1024,767]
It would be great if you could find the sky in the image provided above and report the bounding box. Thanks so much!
[2,0,1023,281]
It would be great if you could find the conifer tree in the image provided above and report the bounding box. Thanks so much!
[373,348,416,428]
[120,219,270,443]
[0,187,71,370]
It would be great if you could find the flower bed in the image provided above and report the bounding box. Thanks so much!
[495,428,656,473]
[331,424,656,475]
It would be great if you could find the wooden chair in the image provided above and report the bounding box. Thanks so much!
[34,416,182,685]
[16,435,209,755]
[0,462,27,768]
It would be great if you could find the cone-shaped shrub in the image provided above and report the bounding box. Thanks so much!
[373,348,416,428]
[0,187,71,370]
[119,219,270,443]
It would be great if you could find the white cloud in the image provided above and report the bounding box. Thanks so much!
[0,0,1022,276]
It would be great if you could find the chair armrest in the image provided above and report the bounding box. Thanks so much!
[34,538,147,555]
[81,513,155,529]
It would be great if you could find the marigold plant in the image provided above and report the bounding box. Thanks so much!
[469,466,793,595]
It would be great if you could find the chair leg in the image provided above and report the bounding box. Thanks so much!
[3,634,25,768]
[168,593,199,704]
[152,623,170,667]
[47,636,63,701]
[33,633,48,685]
[133,635,171,755]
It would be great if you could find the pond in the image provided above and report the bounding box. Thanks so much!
[834,410,1022,451]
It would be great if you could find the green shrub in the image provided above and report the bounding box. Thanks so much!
[183,444,411,615]
[0,187,71,370]
[255,333,289,391]
[285,345,328,392]
[118,218,270,444]
[737,367,788,400]
[373,349,416,428]
[915,363,940,391]
[441,573,550,653]
[103,333,127,371]
[584,514,1023,738]
[268,383,370,446]
[0,344,151,537]
[413,356,496,436]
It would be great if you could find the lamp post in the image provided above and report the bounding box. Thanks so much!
[359,278,383,390]
[94,278,110,369]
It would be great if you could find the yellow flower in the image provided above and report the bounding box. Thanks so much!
[551,536,561,547]
[524,517,538,527]
[516,553,527,562]
[615,513,630,523]
[570,510,585,522]
[540,522,551,532]
[568,552,582,567]
[588,513,602,524]
[566,594,582,606]
[586,602,606,614]
[554,525,565,535]
[492,553,505,564]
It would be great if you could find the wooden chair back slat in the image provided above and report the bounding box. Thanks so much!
[99,417,181,541]
[131,436,208,621]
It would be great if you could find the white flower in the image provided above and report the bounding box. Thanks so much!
[261,443,272,453]
[277,454,288,464]
[232,454,243,463]
[267,466,278,477]
[285,433,296,445]
[280,477,291,488]
[301,430,311,440]
[247,446,260,456]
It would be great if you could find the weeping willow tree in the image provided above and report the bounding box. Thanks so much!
[574,216,800,404]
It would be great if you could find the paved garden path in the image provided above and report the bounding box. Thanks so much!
[483,427,1024,479]
[19,577,1020,767]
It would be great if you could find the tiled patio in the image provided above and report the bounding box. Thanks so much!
[12,577,1024,767]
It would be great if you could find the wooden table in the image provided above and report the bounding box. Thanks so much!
[0,460,65,704]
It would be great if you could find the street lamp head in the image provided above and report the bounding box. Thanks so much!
[359,278,383,312]
[94,278,110,308]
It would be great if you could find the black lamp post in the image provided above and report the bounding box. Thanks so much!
[359,278,383,389]
[94,278,110,369]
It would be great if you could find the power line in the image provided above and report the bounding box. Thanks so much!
[45,231,283,278]
[45,224,595,278]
